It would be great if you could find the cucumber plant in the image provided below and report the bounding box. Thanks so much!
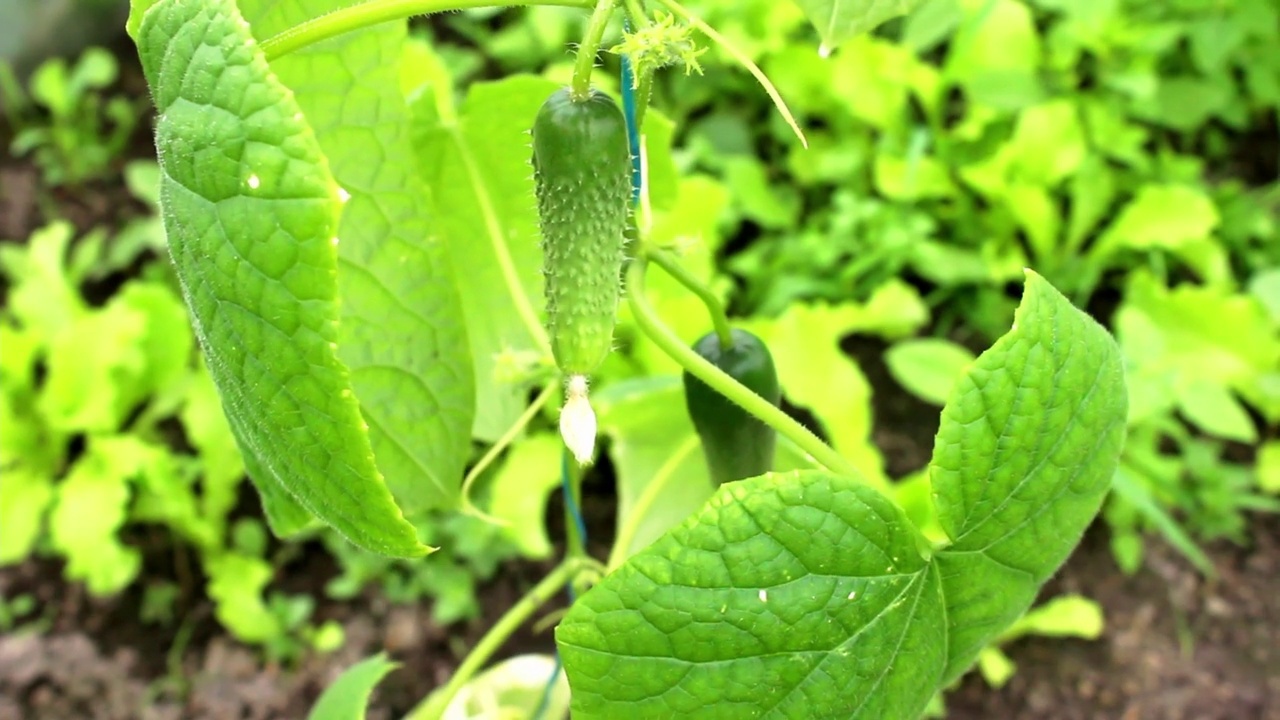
[126,0,1128,718]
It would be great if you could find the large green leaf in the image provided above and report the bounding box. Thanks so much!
[132,0,425,556]
[560,272,1128,716]
[227,410,318,537]
[931,271,1127,682]
[792,0,925,50]
[558,470,946,719]
[241,2,475,516]
[414,75,556,442]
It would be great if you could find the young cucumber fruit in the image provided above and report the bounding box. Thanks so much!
[532,87,631,378]
[682,329,781,486]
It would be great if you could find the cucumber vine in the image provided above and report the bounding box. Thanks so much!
[129,0,1131,716]
[627,253,860,480]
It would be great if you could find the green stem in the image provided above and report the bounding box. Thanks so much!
[459,382,557,525]
[405,557,588,720]
[571,0,619,100]
[622,0,648,25]
[261,0,594,60]
[633,69,653,130]
[647,247,733,351]
[626,256,860,479]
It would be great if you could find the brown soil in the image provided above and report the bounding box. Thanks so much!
[4,511,1278,720]
[948,516,1280,720]
[0,555,565,720]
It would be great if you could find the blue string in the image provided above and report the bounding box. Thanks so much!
[561,448,589,543]
[531,653,564,720]
[533,451,586,720]
[536,34,644,717]
[621,18,643,204]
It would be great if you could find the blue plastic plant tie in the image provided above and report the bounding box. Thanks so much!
[561,447,588,543]
[532,581,578,719]
[621,19,643,204]
[531,653,564,720]
[533,452,587,720]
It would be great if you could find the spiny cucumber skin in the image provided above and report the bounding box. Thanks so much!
[533,87,631,377]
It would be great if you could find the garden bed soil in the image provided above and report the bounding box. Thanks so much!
[2,508,1278,720]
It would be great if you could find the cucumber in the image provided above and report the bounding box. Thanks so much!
[683,329,781,486]
[532,87,631,378]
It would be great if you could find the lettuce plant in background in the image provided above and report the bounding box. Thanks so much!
[0,182,345,659]
[664,0,1280,574]
[1,46,143,186]
[0,211,541,660]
